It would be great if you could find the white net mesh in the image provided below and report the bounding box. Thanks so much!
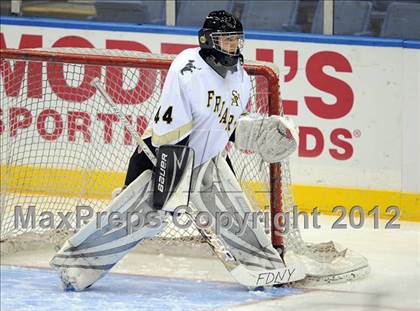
[0,48,369,282]
[0,48,275,244]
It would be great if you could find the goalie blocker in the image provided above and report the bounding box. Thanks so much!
[153,145,194,212]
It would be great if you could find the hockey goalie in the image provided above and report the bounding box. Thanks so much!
[50,10,306,290]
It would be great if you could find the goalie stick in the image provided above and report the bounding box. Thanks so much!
[92,79,157,166]
[92,78,306,287]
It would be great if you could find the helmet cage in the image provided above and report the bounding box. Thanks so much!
[210,31,244,57]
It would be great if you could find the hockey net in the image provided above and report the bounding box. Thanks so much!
[0,48,369,283]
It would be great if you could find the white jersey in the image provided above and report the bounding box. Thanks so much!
[149,48,251,167]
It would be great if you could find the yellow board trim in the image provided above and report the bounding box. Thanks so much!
[1,164,124,201]
[290,184,420,222]
[1,164,419,221]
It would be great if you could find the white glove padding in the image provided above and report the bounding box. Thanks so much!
[235,114,298,163]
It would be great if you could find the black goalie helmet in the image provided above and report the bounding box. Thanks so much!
[198,10,244,77]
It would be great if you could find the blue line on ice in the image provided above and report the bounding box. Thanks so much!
[1,266,303,311]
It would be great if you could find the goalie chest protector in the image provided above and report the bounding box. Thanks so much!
[150,47,251,168]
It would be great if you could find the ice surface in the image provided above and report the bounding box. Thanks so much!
[1,215,419,310]
[1,266,303,311]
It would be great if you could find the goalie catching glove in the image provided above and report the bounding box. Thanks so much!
[235,114,298,163]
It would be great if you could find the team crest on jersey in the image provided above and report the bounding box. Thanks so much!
[231,90,240,106]
[181,60,201,75]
